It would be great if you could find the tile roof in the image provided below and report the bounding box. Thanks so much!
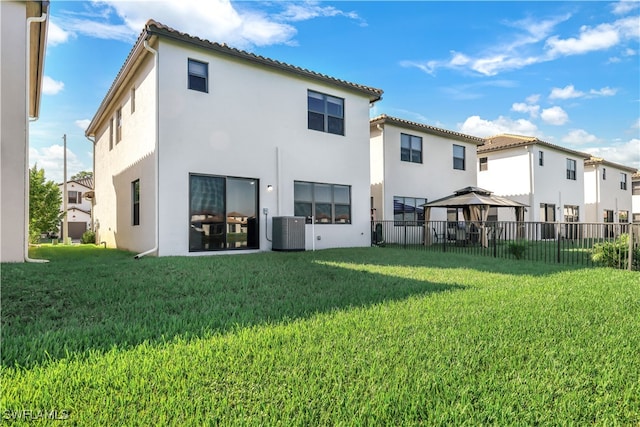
[87,20,383,136]
[146,20,383,101]
[584,156,637,173]
[478,134,591,158]
[370,114,485,145]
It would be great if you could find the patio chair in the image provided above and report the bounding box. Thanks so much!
[432,227,445,243]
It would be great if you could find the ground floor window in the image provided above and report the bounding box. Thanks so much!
[618,210,629,223]
[294,181,351,224]
[563,205,579,222]
[132,179,140,226]
[189,174,259,251]
[393,196,426,225]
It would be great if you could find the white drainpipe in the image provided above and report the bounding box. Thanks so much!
[24,10,49,263]
[135,38,159,259]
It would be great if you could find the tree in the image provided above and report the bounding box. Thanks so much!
[70,170,93,181]
[29,164,63,243]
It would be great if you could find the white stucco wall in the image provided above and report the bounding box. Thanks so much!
[584,164,633,222]
[92,53,157,253]
[478,145,585,222]
[1,2,27,262]
[154,39,373,255]
[372,123,479,222]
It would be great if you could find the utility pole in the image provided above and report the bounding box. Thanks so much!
[63,134,68,244]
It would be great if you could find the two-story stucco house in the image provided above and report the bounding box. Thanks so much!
[477,134,590,235]
[58,177,93,240]
[1,1,49,262]
[85,20,382,256]
[369,115,484,223]
[583,157,635,225]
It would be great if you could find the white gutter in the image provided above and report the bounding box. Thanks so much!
[24,11,49,263]
[135,39,159,259]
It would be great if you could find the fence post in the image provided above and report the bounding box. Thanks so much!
[629,224,635,271]
[557,223,561,264]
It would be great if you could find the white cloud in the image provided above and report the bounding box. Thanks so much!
[53,0,327,48]
[47,21,73,46]
[545,15,639,57]
[562,129,599,145]
[276,1,366,26]
[404,12,639,77]
[632,118,640,129]
[42,76,64,95]
[611,1,640,15]
[29,145,87,184]
[526,94,541,104]
[75,119,91,132]
[458,115,539,138]
[589,87,617,96]
[540,106,569,125]
[549,84,584,100]
[511,102,540,118]
[585,138,640,170]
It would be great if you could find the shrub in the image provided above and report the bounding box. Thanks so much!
[592,234,639,269]
[507,240,528,260]
[81,230,96,244]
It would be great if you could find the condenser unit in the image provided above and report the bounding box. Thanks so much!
[272,216,305,251]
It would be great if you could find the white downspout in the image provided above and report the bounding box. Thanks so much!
[24,11,49,263]
[135,39,159,259]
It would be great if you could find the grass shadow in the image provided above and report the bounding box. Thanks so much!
[2,245,465,369]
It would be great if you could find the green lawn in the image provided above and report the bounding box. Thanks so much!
[2,245,639,425]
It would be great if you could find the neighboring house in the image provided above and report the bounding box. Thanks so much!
[85,20,382,256]
[369,115,484,223]
[477,135,590,232]
[632,172,640,223]
[583,157,635,225]
[0,1,49,262]
[58,177,94,240]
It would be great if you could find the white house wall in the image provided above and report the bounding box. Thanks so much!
[477,148,531,221]
[1,2,27,262]
[478,146,585,222]
[92,54,157,252]
[374,124,478,222]
[584,164,633,222]
[155,39,372,256]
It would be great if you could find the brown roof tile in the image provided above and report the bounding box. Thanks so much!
[584,156,637,173]
[370,114,485,145]
[478,133,591,158]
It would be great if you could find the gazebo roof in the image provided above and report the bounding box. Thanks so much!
[423,187,528,208]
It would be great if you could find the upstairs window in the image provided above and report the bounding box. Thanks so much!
[566,159,576,180]
[539,151,544,166]
[602,167,606,180]
[109,119,114,151]
[116,108,122,143]
[131,87,136,114]
[307,90,344,135]
[453,144,465,170]
[479,157,488,171]
[632,180,640,196]
[188,59,208,92]
[68,191,82,204]
[400,133,422,163]
[620,173,627,190]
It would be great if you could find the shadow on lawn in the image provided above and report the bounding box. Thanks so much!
[3,247,469,369]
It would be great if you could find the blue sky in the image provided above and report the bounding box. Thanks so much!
[31,0,640,182]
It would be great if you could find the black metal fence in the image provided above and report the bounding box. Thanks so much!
[371,220,640,271]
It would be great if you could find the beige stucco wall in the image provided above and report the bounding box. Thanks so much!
[1,2,27,262]
[154,39,373,255]
[92,53,157,253]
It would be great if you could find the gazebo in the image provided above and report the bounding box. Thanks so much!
[422,186,528,247]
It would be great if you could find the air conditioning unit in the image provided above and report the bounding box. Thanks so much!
[272,216,305,251]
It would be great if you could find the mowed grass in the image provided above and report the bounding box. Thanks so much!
[2,245,639,425]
